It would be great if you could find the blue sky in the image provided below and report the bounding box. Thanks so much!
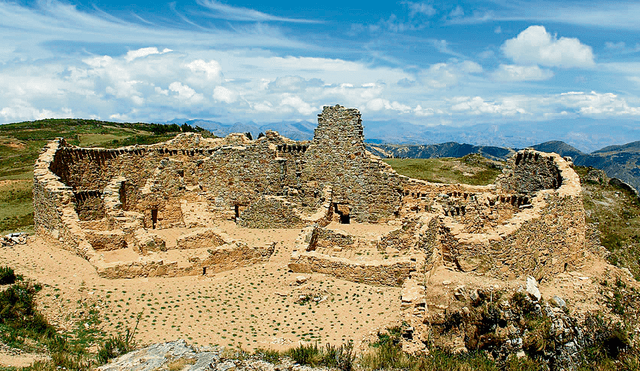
[1,0,639,131]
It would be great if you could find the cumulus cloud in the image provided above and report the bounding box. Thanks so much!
[491,64,554,82]
[279,95,316,115]
[558,91,640,116]
[414,105,435,116]
[125,47,172,62]
[502,26,595,68]
[419,60,482,88]
[450,96,526,116]
[365,99,412,113]
[213,86,237,104]
[186,59,223,80]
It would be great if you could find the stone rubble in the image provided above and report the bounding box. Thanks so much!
[96,339,325,371]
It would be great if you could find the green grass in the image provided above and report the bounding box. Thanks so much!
[384,154,502,186]
[575,166,640,280]
[0,180,33,235]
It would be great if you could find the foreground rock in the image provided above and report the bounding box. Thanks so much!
[97,339,322,371]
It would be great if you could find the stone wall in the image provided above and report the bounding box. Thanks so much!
[33,106,587,285]
[299,106,404,222]
[288,251,416,287]
[497,149,563,193]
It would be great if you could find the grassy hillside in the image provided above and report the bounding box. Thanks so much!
[384,154,503,186]
[0,119,211,234]
[576,166,640,280]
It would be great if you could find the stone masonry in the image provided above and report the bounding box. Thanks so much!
[34,105,586,286]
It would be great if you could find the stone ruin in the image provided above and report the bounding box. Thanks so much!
[34,104,587,343]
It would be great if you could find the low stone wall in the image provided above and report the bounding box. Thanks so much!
[312,228,356,250]
[85,230,128,251]
[33,139,96,260]
[288,251,416,286]
[175,228,230,250]
[96,242,275,279]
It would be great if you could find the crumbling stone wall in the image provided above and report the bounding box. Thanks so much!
[497,149,563,193]
[288,251,416,286]
[34,106,587,286]
[300,106,404,222]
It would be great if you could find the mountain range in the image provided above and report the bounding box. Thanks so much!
[169,117,640,153]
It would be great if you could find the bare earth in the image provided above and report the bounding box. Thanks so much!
[0,222,404,368]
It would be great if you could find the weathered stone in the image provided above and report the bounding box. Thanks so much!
[551,295,566,308]
[526,276,542,302]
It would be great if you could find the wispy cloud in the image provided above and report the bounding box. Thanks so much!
[196,0,321,23]
[483,0,640,30]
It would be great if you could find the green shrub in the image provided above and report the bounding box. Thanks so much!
[287,342,321,366]
[254,348,281,364]
[0,265,17,285]
[322,342,355,371]
[96,311,141,365]
[97,333,136,364]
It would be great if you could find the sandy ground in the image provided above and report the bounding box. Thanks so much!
[2,218,628,368]
[0,222,403,368]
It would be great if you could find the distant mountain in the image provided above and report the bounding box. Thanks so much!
[168,117,640,153]
[365,142,515,162]
[362,118,640,153]
[170,119,316,141]
[369,140,640,193]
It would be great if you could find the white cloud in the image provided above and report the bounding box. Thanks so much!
[491,64,554,82]
[279,95,316,115]
[419,60,482,88]
[125,47,166,62]
[213,86,237,104]
[196,0,320,23]
[414,105,434,116]
[502,26,595,68]
[450,96,526,116]
[449,6,464,18]
[169,82,203,103]
[365,99,412,113]
[404,2,436,17]
[186,59,223,80]
[558,91,640,116]
[604,41,640,54]
[605,41,626,50]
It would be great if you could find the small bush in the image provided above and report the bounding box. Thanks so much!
[96,332,137,364]
[0,265,17,285]
[322,342,355,371]
[254,348,281,364]
[287,342,321,366]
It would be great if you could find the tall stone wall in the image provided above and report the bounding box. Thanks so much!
[300,105,403,222]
